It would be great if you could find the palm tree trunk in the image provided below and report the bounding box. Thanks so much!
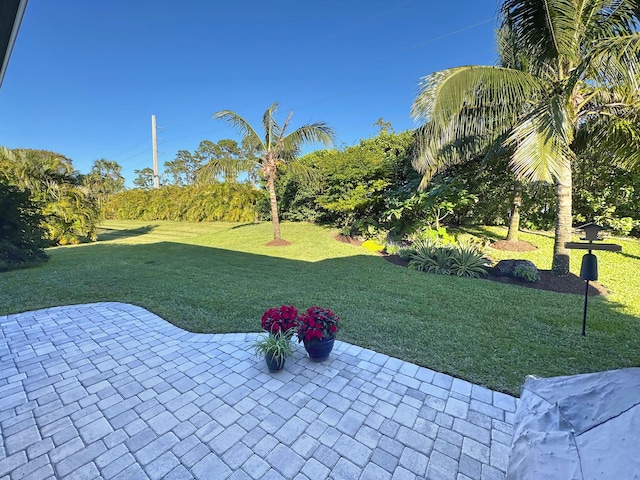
[552,162,572,276]
[266,173,281,240]
[506,180,522,242]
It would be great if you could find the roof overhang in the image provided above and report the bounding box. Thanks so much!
[0,0,28,89]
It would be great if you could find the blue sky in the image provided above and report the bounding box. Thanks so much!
[0,0,500,186]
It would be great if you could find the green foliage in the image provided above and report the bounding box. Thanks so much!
[405,236,490,278]
[103,184,263,222]
[0,183,49,271]
[278,130,418,233]
[409,244,453,275]
[384,242,400,255]
[410,226,456,244]
[133,168,155,189]
[512,263,540,283]
[0,147,100,245]
[572,151,640,236]
[253,330,295,364]
[449,239,491,278]
[81,159,125,210]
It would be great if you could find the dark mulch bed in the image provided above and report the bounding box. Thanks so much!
[490,240,538,252]
[381,254,607,297]
[335,234,606,296]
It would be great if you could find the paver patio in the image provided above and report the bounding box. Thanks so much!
[0,303,517,479]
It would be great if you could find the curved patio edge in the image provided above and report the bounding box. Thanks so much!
[0,302,516,480]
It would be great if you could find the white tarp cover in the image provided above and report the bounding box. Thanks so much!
[507,368,640,480]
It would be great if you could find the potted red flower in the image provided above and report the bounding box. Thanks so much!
[296,306,340,362]
[261,305,298,336]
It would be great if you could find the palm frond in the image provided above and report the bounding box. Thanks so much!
[412,66,542,127]
[581,34,640,89]
[587,1,640,40]
[280,123,334,157]
[262,102,281,150]
[214,109,265,153]
[506,95,574,182]
[412,66,543,187]
[501,0,587,67]
[280,160,322,188]
[580,113,640,169]
[195,157,257,184]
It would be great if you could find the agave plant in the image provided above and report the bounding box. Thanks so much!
[449,239,491,278]
[408,240,453,274]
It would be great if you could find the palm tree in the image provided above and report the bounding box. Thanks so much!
[207,102,334,242]
[412,0,640,275]
[83,159,125,208]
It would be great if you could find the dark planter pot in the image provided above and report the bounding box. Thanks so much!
[265,352,285,372]
[303,336,335,362]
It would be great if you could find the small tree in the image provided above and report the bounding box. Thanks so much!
[82,159,125,208]
[208,102,334,242]
[133,168,155,189]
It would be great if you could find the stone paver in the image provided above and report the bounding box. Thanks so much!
[0,303,517,479]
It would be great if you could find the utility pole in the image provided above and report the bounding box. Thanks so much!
[151,114,159,188]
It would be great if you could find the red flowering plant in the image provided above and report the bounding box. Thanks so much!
[296,306,340,343]
[261,305,298,337]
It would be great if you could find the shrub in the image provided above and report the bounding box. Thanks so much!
[362,239,385,252]
[513,263,540,283]
[385,242,400,255]
[0,183,49,271]
[104,184,262,222]
[410,226,456,245]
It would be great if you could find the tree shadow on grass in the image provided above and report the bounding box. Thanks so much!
[97,224,158,241]
[229,222,261,230]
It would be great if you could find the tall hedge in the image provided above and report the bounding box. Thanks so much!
[0,183,49,271]
[103,183,263,222]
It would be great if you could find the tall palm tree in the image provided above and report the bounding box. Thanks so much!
[207,102,334,242]
[412,0,640,275]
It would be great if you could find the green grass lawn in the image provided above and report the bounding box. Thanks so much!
[2,220,639,396]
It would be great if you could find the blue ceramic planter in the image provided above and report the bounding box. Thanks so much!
[303,336,335,362]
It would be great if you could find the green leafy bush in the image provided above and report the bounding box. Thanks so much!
[407,240,451,273]
[1,148,100,245]
[362,239,385,252]
[512,263,540,283]
[384,242,400,255]
[410,226,456,244]
[0,183,49,271]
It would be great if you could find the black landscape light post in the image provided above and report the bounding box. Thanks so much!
[565,223,621,336]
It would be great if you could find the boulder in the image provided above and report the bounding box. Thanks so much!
[492,259,537,278]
